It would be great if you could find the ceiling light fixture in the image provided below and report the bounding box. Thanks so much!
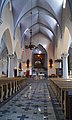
[25,0,36,50]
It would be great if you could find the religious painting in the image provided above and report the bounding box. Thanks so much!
[34,54,45,68]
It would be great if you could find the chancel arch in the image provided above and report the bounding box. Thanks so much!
[3,29,13,55]
[62,27,71,54]
[32,44,48,77]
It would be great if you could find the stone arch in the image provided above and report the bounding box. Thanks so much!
[57,38,62,58]
[48,42,54,58]
[0,28,13,77]
[32,44,48,76]
[15,41,21,59]
[13,52,17,68]
[62,26,71,54]
[1,28,13,55]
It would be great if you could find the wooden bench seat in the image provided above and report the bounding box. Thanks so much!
[0,77,27,102]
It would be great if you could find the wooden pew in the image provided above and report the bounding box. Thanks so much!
[50,78,72,118]
[0,77,27,102]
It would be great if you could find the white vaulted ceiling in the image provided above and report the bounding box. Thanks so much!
[0,0,64,48]
[12,0,63,40]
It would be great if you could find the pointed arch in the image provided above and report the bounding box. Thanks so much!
[62,26,71,53]
[15,41,21,59]
[1,28,13,54]
[32,44,48,73]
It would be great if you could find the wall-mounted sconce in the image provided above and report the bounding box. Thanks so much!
[26,59,30,68]
[49,59,53,68]
[18,62,22,71]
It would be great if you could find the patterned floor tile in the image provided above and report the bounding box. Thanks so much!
[0,79,64,120]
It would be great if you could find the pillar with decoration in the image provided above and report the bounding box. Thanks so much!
[8,54,14,77]
[61,53,69,79]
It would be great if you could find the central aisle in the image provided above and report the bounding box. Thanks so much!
[0,79,58,120]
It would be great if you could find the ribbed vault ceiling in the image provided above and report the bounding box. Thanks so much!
[0,0,64,45]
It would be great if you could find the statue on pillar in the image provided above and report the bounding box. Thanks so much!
[18,62,22,77]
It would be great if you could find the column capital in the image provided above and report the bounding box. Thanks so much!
[17,59,21,62]
[61,53,69,58]
[8,54,15,59]
[55,59,62,63]
[8,54,14,77]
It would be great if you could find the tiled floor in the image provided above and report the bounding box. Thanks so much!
[0,79,64,120]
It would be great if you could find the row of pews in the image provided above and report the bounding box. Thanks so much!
[0,77,27,103]
[50,78,72,120]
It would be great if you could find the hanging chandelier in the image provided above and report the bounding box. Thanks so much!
[25,29,35,50]
[25,0,36,50]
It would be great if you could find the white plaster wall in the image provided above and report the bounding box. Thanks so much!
[23,33,50,74]
[14,27,22,59]
[15,41,21,59]
[2,59,7,75]
[33,33,50,50]
[1,1,72,77]
[63,1,72,39]
[0,4,14,52]
[30,33,56,76]
[14,56,17,68]
[0,4,21,58]
[57,1,72,58]
[62,27,71,54]
[4,29,13,54]
[61,1,72,54]
[57,38,63,58]
[47,43,56,75]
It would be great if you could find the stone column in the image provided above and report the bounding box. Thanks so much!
[58,62,62,68]
[0,58,2,77]
[8,54,14,78]
[62,53,69,79]
[17,59,21,76]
